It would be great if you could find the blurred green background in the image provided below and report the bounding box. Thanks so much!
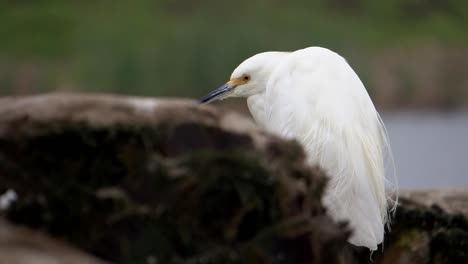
[1,1,468,189]
[1,0,467,109]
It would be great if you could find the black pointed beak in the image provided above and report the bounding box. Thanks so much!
[199,83,236,104]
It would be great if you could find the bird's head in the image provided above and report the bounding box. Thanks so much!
[199,51,286,104]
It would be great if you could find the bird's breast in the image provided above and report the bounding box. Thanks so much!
[246,94,267,128]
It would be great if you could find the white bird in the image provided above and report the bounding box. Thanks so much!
[200,47,396,250]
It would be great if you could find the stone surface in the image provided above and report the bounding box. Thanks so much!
[1,94,467,264]
[0,219,105,264]
[374,189,468,264]
[399,189,468,217]
[0,93,350,263]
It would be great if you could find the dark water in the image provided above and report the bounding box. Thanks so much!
[382,112,468,190]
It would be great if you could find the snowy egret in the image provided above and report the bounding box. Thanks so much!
[200,47,396,250]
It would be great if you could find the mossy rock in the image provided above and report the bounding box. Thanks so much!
[374,194,468,264]
[0,94,350,263]
[3,94,465,264]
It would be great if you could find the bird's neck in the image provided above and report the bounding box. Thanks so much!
[247,93,267,127]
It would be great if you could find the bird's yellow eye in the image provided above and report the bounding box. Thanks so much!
[243,75,250,81]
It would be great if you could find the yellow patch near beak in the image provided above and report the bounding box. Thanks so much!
[227,77,248,87]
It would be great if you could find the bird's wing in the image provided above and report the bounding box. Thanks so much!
[264,47,391,249]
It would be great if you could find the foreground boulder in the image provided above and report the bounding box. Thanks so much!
[1,94,467,264]
[0,219,105,264]
[375,189,468,264]
[0,94,350,263]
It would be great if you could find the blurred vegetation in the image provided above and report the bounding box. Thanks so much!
[0,0,467,102]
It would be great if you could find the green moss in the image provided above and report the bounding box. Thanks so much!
[431,228,468,264]
[396,229,428,249]
[378,200,468,264]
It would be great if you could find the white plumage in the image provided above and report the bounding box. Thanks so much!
[200,47,396,250]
